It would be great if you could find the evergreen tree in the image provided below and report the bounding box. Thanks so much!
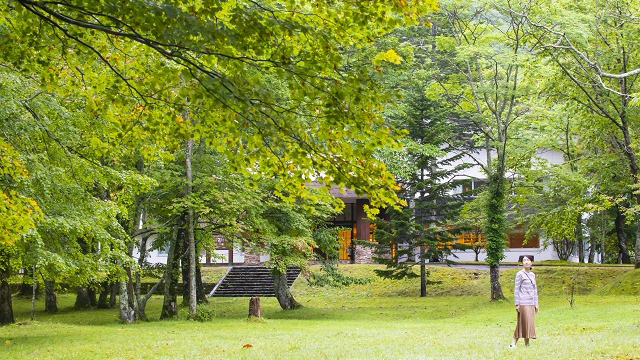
[371,82,469,297]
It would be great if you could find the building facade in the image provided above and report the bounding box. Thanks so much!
[135,148,593,265]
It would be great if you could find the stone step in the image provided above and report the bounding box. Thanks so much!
[215,294,277,296]
[209,266,300,297]
[221,276,298,280]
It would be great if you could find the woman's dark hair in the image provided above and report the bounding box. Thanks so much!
[519,255,534,269]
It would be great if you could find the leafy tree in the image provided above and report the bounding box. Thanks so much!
[517,0,640,267]
[426,0,540,300]
[1,0,442,319]
[453,195,487,262]
[1,0,438,209]
[0,67,155,324]
[251,186,341,309]
[0,138,40,325]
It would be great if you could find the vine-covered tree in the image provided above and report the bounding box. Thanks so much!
[427,0,539,300]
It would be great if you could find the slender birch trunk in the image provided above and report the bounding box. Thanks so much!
[185,132,197,315]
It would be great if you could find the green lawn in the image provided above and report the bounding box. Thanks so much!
[2,266,639,359]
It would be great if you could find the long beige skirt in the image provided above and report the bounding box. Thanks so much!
[513,305,536,339]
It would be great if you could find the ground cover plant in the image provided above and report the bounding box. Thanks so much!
[1,266,638,359]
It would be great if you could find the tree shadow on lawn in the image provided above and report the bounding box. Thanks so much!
[10,305,127,326]
[217,296,488,322]
[8,295,497,327]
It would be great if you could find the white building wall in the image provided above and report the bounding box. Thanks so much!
[132,234,168,264]
[446,246,560,263]
[444,148,565,181]
[132,234,247,265]
[440,148,575,262]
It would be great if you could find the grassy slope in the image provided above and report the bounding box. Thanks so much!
[1,266,639,359]
[595,269,640,296]
[457,260,634,268]
[290,264,636,297]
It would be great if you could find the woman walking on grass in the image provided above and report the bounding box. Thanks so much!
[509,255,538,348]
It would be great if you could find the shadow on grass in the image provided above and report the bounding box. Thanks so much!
[9,294,491,327]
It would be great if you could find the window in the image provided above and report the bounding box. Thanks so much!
[457,233,484,246]
[508,232,539,248]
[157,244,169,256]
[473,180,487,191]
[332,203,354,222]
[369,223,376,242]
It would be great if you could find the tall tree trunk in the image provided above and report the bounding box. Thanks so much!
[489,265,503,300]
[117,241,136,322]
[30,273,37,321]
[135,234,151,320]
[181,228,190,305]
[0,253,14,325]
[614,206,631,264]
[44,280,58,313]
[18,267,37,298]
[74,287,91,309]
[87,285,98,307]
[601,231,606,264]
[125,242,136,311]
[420,245,426,298]
[161,224,181,319]
[600,211,606,264]
[109,282,118,308]
[588,235,596,264]
[97,281,110,309]
[273,270,301,310]
[484,167,506,300]
[118,281,135,323]
[635,220,640,269]
[185,135,197,315]
[418,168,427,298]
[575,214,584,263]
[180,81,197,315]
[196,262,208,304]
[616,61,640,269]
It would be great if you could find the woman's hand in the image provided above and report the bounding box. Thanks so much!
[535,306,539,313]
[516,305,520,312]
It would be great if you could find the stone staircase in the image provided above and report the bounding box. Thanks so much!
[208,266,301,297]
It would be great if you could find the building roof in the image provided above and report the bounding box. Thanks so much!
[307,182,368,203]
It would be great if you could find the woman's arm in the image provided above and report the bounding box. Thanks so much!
[514,271,522,306]
[533,273,539,309]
